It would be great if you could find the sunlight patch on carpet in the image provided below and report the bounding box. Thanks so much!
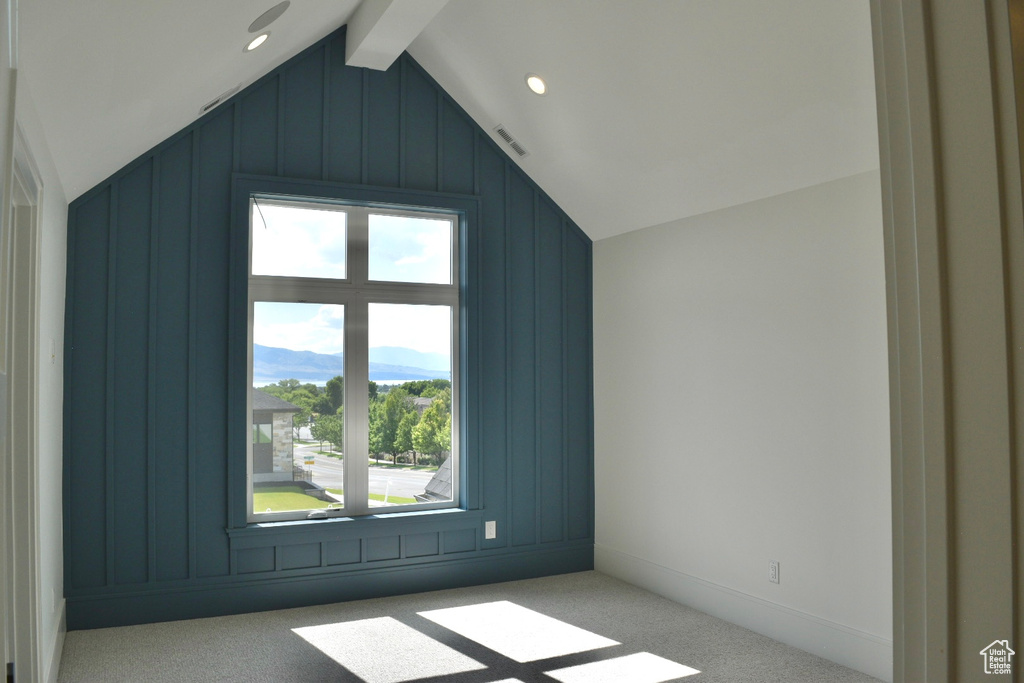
[418,600,619,663]
[293,616,485,683]
[546,652,700,683]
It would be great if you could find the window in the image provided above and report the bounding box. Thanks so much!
[252,422,272,443]
[247,195,459,522]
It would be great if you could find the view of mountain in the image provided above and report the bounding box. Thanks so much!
[369,346,450,372]
[253,344,450,385]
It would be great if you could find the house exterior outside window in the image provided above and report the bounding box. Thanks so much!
[251,388,300,482]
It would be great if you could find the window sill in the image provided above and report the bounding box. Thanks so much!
[227,507,482,549]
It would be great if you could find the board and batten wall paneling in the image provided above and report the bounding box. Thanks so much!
[111,159,152,587]
[477,141,508,549]
[281,50,324,181]
[537,199,564,545]
[62,26,593,629]
[508,170,537,548]
[64,188,110,591]
[565,229,593,542]
[153,134,192,582]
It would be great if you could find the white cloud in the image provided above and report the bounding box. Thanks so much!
[369,303,451,355]
[254,302,345,355]
[369,214,451,284]
[251,202,347,279]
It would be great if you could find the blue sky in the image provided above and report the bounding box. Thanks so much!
[251,202,453,358]
[368,213,451,284]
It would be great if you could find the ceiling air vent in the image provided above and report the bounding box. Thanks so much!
[493,124,529,158]
[199,84,241,116]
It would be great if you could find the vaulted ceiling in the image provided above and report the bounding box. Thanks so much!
[19,0,877,241]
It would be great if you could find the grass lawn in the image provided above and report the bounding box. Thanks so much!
[326,487,417,505]
[253,485,332,513]
[253,484,418,513]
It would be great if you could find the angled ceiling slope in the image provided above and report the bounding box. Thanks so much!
[409,0,879,240]
[20,0,877,241]
[19,0,360,199]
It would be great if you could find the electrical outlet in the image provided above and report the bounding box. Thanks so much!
[769,560,780,584]
[485,520,496,539]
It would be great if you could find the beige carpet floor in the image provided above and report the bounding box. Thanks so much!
[58,571,882,682]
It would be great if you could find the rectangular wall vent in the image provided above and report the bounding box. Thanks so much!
[200,84,241,116]
[493,124,529,158]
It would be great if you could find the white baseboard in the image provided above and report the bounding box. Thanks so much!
[594,544,893,682]
[42,599,66,683]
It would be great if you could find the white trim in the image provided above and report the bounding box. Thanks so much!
[595,544,893,682]
[3,111,43,683]
[40,599,64,683]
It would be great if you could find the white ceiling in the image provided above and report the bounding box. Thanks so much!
[19,0,361,199]
[19,0,878,241]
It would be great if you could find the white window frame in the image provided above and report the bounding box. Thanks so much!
[246,194,460,523]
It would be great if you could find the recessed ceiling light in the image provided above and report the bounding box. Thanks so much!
[249,0,290,33]
[246,33,270,52]
[525,74,547,95]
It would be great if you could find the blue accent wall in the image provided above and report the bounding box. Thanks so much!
[62,27,594,630]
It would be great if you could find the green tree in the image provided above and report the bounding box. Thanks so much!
[310,413,342,453]
[420,379,451,398]
[288,388,315,428]
[259,383,287,399]
[368,380,378,402]
[401,379,451,397]
[325,375,344,412]
[286,387,317,404]
[396,410,419,465]
[309,416,328,451]
[368,401,385,463]
[370,388,412,464]
[434,387,452,413]
[401,380,427,397]
[413,389,451,464]
[291,409,309,438]
[312,393,334,416]
[314,413,343,452]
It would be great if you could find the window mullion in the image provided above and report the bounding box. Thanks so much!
[345,210,370,515]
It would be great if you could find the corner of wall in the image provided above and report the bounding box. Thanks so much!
[595,545,893,682]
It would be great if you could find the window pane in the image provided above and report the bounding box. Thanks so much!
[253,422,272,444]
[251,200,347,279]
[367,303,453,508]
[368,213,452,284]
[252,301,345,515]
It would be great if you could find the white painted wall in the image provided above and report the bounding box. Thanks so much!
[15,78,67,683]
[593,171,892,681]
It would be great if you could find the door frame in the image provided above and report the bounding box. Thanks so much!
[3,115,42,683]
